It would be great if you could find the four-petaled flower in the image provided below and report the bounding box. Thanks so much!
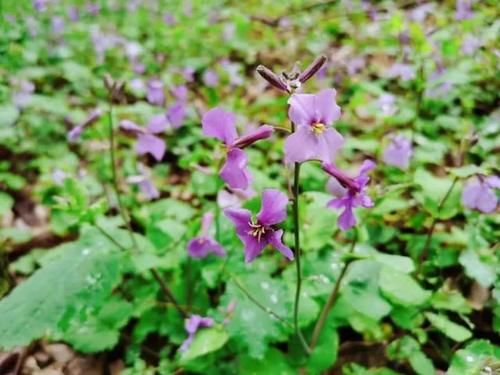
[383,135,413,170]
[224,189,293,263]
[461,175,499,213]
[126,163,160,200]
[179,315,214,352]
[202,107,274,190]
[187,212,226,258]
[322,160,376,231]
[284,89,344,164]
[119,118,167,161]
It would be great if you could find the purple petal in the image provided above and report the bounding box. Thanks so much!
[461,182,481,209]
[241,235,267,263]
[326,177,347,198]
[136,134,166,161]
[187,237,225,258]
[233,125,274,149]
[486,176,500,189]
[201,212,214,236]
[359,159,377,177]
[288,89,341,126]
[269,229,294,260]
[139,179,160,200]
[220,148,251,190]
[202,107,238,145]
[476,187,497,213]
[167,102,186,129]
[67,125,84,142]
[288,94,316,126]
[284,125,343,164]
[256,189,288,226]
[313,89,341,124]
[120,120,146,135]
[147,114,169,134]
[224,208,252,233]
[338,204,356,231]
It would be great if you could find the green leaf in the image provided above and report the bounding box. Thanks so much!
[409,351,435,375]
[425,313,472,342]
[0,228,124,350]
[307,322,339,373]
[448,340,500,375]
[239,348,294,375]
[0,105,19,127]
[459,250,496,287]
[379,266,431,306]
[449,165,486,178]
[180,327,229,362]
[373,253,415,273]
[0,192,14,215]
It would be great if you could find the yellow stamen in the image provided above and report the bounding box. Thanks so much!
[311,122,326,135]
[248,221,266,242]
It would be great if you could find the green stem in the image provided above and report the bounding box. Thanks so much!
[106,102,186,318]
[309,233,357,349]
[290,119,311,354]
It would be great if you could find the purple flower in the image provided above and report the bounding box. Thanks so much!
[171,85,188,101]
[202,69,219,87]
[68,7,79,21]
[382,135,412,169]
[456,0,473,20]
[67,108,102,142]
[378,93,397,116]
[386,63,415,82]
[284,89,344,164]
[164,12,176,25]
[462,176,499,213]
[217,187,255,209]
[179,315,214,352]
[323,160,376,231]
[52,169,67,185]
[410,3,435,22]
[220,59,244,86]
[86,2,100,16]
[146,79,165,106]
[462,35,481,55]
[12,80,35,109]
[127,164,160,200]
[346,57,365,76]
[187,212,225,258]
[33,0,48,11]
[224,189,293,263]
[182,67,195,82]
[202,107,273,190]
[119,119,166,161]
[51,16,65,35]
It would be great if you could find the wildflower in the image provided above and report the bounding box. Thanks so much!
[12,80,35,109]
[224,189,293,263]
[217,187,255,209]
[462,175,499,213]
[383,135,412,169]
[52,169,67,185]
[171,85,188,101]
[179,315,214,352]
[119,118,166,161]
[187,212,225,258]
[33,0,48,11]
[127,164,160,200]
[203,69,219,87]
[462,35,481,55]
[455,0,473,20]
[146,79,165,106]
[164,12,176,25]
[202,107,273,189]
[378,93,397,116]
[220,59,244,87]
[182,67,195,82]
[386,63,415,81]
[67,108,103,142]
[51,16,65,35]
[284,89,343,164]
[323,160,376,231]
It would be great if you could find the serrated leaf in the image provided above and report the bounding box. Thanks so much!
[379,266,430,306]
[180,327,228,362]
[0,228,124,350]
[425,313,472,342]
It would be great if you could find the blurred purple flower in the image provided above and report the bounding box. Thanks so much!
[456,0,473,20]
[202,107,273,189]
[410,3,435,22]
[284,89,344,164]
[127,164,160,200]
[378,93,397,116]
[187,212,225,258]
[33,0,48,11]
[119,119,166,161]
[171,85,188,101]
[386,63,415,81]
[346,57,365,76]
[52,169,67,185]
[383,135,412,169]
[220,59,244,86]
[462,35,481,55]
[179,315,214,352]
[217,187,255,209]
[146,79,165,106]
[203,69,219,87]
[129,78,145,91]
[86,2,100,16]
[68,7,79,21]
[12,80,35,109]
[224,189,293,263]
[67,108,103,142]
[182,67,195,82]
[323,160,376,231]
[51,16,65,35]
[462,175,499,213]
[164,12,176,25]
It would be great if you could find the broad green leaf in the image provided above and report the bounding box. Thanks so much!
[180,327,229,362]
[0,105,19,127]
[240,348,294,375]
[0,228,124,349]
[449,165,486,178]
[425,313,472,342]
[307,321,339,374]
[373,253,415,273]
[459,250,496,287]
[379,266,431,306]
[448,340,500,375]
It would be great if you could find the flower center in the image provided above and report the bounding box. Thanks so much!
[311,122,326,135]
[248,221,267,242]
